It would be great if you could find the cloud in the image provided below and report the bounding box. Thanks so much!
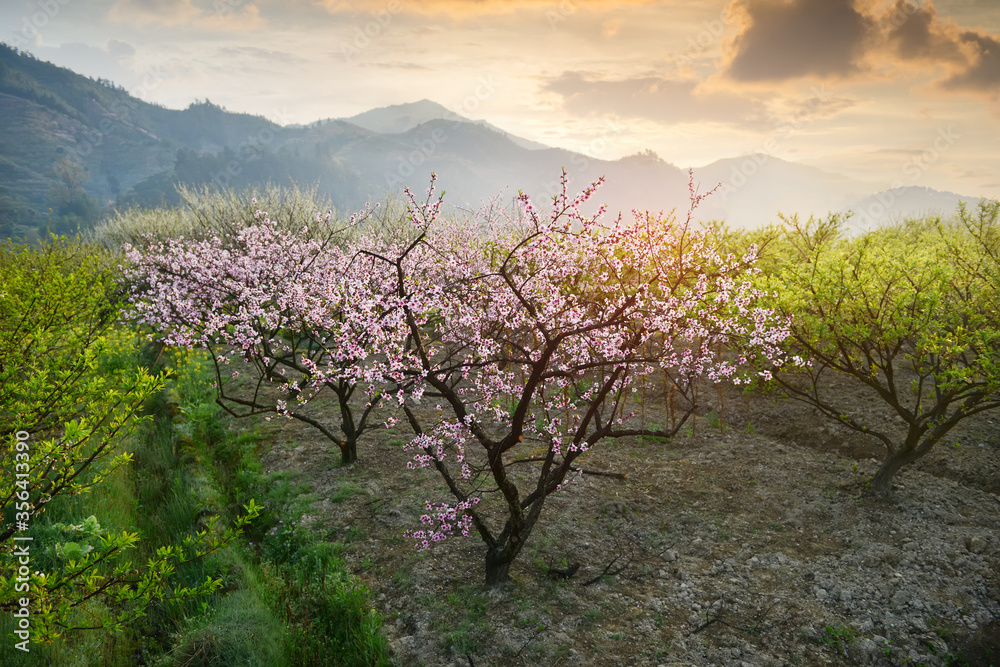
[544,71,768,125]
[315,0,656,16]
[108,0,265,30]
[108,0,202,25]
[214,45,305,65]
[717,0,1000,100]
[107,39,137,59]
[367,61,433,70]
[879,1,1000,97]
[199,45,308,82]
[939,31,1000,97]
[881,1,966,65]
[869,147,927,156]
[768,89,858,124]
[723,0,875,82]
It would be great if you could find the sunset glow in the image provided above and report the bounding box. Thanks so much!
[4,0,999,196]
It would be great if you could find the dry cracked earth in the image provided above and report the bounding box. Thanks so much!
[255,377,1000,667]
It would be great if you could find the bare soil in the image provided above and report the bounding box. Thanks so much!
[255,378,1000,667]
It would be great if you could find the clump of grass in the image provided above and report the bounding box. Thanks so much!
[257,544,390,666]
[158,589,286,667]
[168,345,391,666]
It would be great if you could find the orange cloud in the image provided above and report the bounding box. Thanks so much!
[939,30,1000,98]
[879,1,1000,97]
[717,0,1000,99]
[722,0,875,82]
[316,0,657,17]
[544,70,769,125]
[880,0,966,66]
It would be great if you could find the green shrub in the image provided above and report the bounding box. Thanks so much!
[731,203,1000,493]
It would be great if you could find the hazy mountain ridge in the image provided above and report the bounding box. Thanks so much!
[346,99,549,151]
[840,186,975,232]
[0,44,984,239]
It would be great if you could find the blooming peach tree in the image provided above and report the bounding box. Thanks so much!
[364,172,795,585]
[124,173,794,584]
[122,204,405,464]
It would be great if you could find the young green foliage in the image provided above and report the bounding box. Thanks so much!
[0,238,161,542]
[755,205,1000,493]
[0,237,261,642]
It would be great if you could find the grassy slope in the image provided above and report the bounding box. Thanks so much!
[0,338,390,666]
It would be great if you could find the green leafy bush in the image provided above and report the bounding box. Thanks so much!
[736,202,1000,493]
[0,237,260,644]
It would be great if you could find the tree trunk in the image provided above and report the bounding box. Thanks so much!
[335,381,359,465]
[870,450,914,494]
[483,515,537,586]
[339,438,358,465]
[484,546,515,587]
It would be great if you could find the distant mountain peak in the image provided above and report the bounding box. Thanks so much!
[343,99,548,151]
[383,99,453,115]
[617,149,669,165]
[346,100,465,135]
[1,45,991,242]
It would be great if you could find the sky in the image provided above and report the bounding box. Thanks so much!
[4,0,1000,198]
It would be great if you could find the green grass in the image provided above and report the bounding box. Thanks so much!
[162,348,390,666]
[158,588,287,667]
[412,583,493,657]
[2,339,390,666]
[331,482,364,503]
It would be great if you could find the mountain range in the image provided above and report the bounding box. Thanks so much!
[0,43,985,240]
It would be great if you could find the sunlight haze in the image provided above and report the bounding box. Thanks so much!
[5,0,999,198]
